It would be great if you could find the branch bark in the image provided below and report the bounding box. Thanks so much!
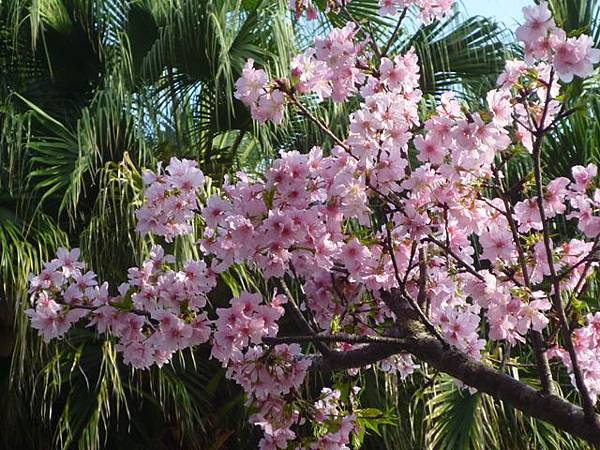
[311,320,600,447]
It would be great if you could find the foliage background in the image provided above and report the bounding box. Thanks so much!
[0,0,598,448]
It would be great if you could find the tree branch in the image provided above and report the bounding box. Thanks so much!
[529,68,598,424]
[311,320,600,447]
[381,8,408,57]
[277,279,333,357]
[491,163,555,395]
[342,5,382,59]
[383,220,447,346]
[425,236,485,282]
[264,333,404,346]
[287,93,351,152]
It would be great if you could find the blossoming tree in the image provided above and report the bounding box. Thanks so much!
[25,0,600,448]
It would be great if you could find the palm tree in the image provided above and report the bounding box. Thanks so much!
[1,1,297,448]
[0,0,521,448]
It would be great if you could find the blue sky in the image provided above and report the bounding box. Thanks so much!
[459,0,532,27]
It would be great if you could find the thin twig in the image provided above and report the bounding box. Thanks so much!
[530,69,599,425]
[277,279,333,357]
[288,93,352,153]
[343,5,382,58]
[384,218,448,346]
[381,8,408,57]
[426,236,485,282]
[491,161,555,395]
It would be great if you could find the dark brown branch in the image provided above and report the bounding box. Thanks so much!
[264,333,404,346]
[533,144,597,422]
[312,321,600,447]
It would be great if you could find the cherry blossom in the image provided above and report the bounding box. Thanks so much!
[514,1,600,81]
[136,157,204,241]
[25,2,600,447]
[550,313,600,403]
[515,1,555,43]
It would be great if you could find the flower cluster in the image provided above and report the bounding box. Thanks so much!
[462,274,551,346]
[26,2,600,447]
[239,344,312,450]
[549,313,600,403]
[288,0,350,20]
[516,1,600,81]
[200,145,405,333]
[494,60,560,151]
[288,0,455,24]
[378,0,455,23]
[228,343,311,402]
[27,248,101,342]
[211,292,286,365]
[135,157,204,241]
[234,59,285,124]
[28,245,215,369]
[227,2,600,368]
[348,48,421,172]
[292,23,366,103]
[310,388,357,449]
[379,353,420,379]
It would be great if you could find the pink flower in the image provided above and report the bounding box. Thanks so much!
[379,354,419,379]
[378,0,398,16]
[487,89,512,127]
[414,134,445,164]
[550,313,600,402]
[380,51,420,92]
[235,58,268,106]
[252,90,286,124]
[479,226,515,262]
[212,291,284,366]
[417,0,455,23]
[340,238,371,275]
[291,49,331,100]
[88,305,117,333]
[119,341,153,369]
[63,284,83,304]
[552,32,600,82]
[201,195,231,228]
[441,308,481,350]
[514,198,543,232]
[516,1,555,44]
[288,0,319,20]
[26,300,88,343]
[29,261,64,291]
[545,177,569,218]
[136,159,205,241]
[497,60,527,88]
[166,157,204,192]
[55,247,84,276]
[572,163,597,192]
[517,296,551,333]
[74,271,97,290]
